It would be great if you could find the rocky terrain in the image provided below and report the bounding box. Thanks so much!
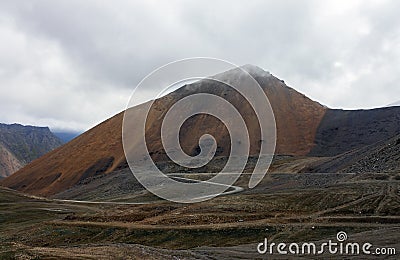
[305,134,400,174]
[310,108,400,157]
[0,124,63,177]
[51,155,322,201]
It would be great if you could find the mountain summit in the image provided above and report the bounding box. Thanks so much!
[241,64,272,77]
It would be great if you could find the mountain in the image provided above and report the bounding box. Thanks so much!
[0,124,63,177]
[52,131,81,143]
[1,65,400,197]
[0,65,326,196]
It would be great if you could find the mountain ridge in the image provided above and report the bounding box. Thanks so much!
[0,123,63,177]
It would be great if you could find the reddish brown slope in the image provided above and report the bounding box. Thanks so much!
[0,114,125,196]
[259,77,326,155]
[0,66,326,196]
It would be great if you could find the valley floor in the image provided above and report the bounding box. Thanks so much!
[0,172,399,259]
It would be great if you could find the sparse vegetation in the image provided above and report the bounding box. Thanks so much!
[0,172,399,259]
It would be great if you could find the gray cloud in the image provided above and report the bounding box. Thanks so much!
[0,0,399,131]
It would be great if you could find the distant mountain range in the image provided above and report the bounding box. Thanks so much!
[1,65,399,197]
[53,131,80,143]
[0,124,63,177]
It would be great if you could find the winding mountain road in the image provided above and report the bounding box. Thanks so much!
[53,174,244,205]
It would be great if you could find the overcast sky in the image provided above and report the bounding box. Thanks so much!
[0,0,399,132]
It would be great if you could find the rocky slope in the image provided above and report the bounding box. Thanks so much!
[0,124,63,177]
[304,134,400,173]
[0,143,23,178]
[310,107,400,156]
